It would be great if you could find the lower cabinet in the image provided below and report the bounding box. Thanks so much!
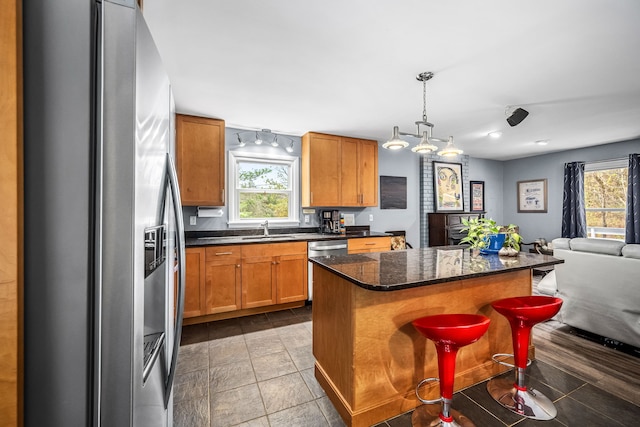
[205,246,242,314]
[241,246,277,309]
[347,236,391,254]
[184,242,308,321]
[276,251,308,304]
[184,247,206,318]
[242,242,308,309]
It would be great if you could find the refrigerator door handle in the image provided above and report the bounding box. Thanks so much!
[164,153,185,408]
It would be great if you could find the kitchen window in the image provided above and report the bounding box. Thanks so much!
[584,159,628,240]
[228,151,300,227]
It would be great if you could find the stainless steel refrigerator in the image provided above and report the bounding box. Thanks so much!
[23,1,185,425]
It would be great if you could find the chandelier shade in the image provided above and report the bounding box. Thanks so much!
[382,126,409,150]
[437,136,464,157]
[411,130,438,153]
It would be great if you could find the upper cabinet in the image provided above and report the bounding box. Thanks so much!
[301,132,378,207]
[176,114,225,206]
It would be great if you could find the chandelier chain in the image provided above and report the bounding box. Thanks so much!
[422,78,427,123]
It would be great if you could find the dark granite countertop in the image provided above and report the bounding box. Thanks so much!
[185,226,391,247]
[309,246,563,291]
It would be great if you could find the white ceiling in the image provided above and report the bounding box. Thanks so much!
[143,0,640,161]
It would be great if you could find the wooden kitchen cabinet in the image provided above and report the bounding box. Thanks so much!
[204,246,241,314]
[176,114,225,206]
[184,247,206,318]
[302,132,378,207]
[341,137,378,206]
[347,236,391,254]
[301,132,342,206]
[241,245,277,309]
[276,251,308,304]
[241,242,307,309]
[185,241,308,323]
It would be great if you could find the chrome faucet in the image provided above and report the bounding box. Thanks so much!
[260,220,269,236]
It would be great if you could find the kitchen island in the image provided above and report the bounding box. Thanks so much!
[310,247,563,427]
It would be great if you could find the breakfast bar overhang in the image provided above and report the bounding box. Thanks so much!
[310,247,563,427]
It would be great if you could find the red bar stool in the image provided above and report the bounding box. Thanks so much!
[412,314,491,427]
[487,296,563,420]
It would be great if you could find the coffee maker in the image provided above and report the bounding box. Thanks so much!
[319,209,341,234]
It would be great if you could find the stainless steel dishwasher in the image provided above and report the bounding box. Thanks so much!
[307,239,348,301]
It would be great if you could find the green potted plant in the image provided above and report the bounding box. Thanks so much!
[499,224,522,257]
[459,217,501,254]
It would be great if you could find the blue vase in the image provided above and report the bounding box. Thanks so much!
[481,233,506,254]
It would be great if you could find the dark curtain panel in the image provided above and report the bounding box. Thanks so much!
[561,161,586,238]
[626,153,640,244]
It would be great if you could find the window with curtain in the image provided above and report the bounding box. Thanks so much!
[584,159,628,240]
[228,151,300,227]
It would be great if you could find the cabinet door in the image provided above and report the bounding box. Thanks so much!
[241,255,276,309]
[340,137,359,206]
[358,139,378,206]
[176,114,225,206]
[205,246,241,314]
[302,133,341,206]
[184,248,206,318]
[276,253,308,304]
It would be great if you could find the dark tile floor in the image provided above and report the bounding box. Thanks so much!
[174,306,639,427]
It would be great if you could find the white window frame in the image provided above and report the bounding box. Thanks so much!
[584,158,627,239]
[227,150,300,228]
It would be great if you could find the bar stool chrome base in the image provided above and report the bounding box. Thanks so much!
[487,376,557,420]
[411,403,476,427]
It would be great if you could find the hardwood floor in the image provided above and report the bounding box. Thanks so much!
[533,320,640,406]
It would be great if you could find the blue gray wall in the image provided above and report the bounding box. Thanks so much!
[183,123,639,248]
[502,138,640,242]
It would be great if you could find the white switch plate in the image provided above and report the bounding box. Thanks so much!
[190,216,197,225]
[369,214,374,222]
[304,215,310,223]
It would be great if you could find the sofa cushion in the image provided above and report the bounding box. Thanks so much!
[569,238,625,256]
[552,238,571,250]
[536,270,557,296]
[622,244,640,259]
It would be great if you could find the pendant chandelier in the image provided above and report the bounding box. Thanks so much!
[383,72,463,157]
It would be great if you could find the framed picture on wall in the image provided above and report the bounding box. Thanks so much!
[517,179,548,213]
[433,161,464,212]
[470,181,485,212]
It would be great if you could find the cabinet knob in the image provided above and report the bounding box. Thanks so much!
[236,264,240,268]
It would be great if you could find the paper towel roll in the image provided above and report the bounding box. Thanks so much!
[197,207,223,218]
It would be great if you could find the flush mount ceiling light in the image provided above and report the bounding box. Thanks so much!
[488,131,502,138]
[384,71,461,156]
[235,129,294,153]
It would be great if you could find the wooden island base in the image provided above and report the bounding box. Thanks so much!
[312,266,534,427]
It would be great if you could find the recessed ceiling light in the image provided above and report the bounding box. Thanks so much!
[488,131,502,138]
[535,140,549,145]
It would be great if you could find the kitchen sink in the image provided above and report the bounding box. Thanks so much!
[241,234,296,240]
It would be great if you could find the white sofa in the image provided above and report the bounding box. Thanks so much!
[538,237,640,348]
